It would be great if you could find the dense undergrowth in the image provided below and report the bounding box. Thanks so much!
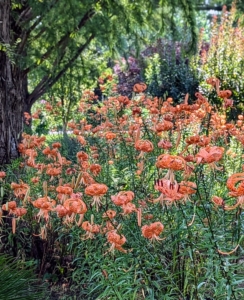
[1,5,244,299]
[1,79,244,299]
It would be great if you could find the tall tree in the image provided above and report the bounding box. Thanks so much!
[0,0,197,164]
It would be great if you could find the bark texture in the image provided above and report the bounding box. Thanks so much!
[0,0,28,164]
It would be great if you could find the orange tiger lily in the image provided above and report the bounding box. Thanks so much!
[81,220,100,240]
[133,82,147,93]
[156,154,186,171]
[141,222,164,242]
[111,191,134,206]
[106,230,127,253]
[85,183,108,211]
[195,146,224,164]
[134,140,154,153]
[154,179,183,205]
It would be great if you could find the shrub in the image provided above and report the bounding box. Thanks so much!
[193,3,244,119]
[144,40,199,102]
[113,39,199,102]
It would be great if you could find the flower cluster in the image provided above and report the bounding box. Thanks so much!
[1,79,243,259]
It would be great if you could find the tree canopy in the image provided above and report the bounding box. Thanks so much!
[2,0,198,106]
[0,0,198,164]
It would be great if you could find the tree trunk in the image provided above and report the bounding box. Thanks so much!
[0,0,28,165]
[0,57,28,165]
[62,122,68,139]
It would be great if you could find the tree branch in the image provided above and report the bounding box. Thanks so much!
[24,7,96,74]
[26,33,95,106]
[47,34,95,88]
[17,0,60,55]
[15,7,32,26]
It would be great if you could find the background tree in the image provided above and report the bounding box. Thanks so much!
[0,0,197,165]
[31,44,115,137]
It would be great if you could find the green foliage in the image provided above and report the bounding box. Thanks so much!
[144,40,199,102]
[2,2,244,298]
[192,3,244,118]
[0,40,20,64]
[8,0,198,106]
[2,85,244,299]
[34,113,49,137]
[47,134,83,163]
[0,254,46,300]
